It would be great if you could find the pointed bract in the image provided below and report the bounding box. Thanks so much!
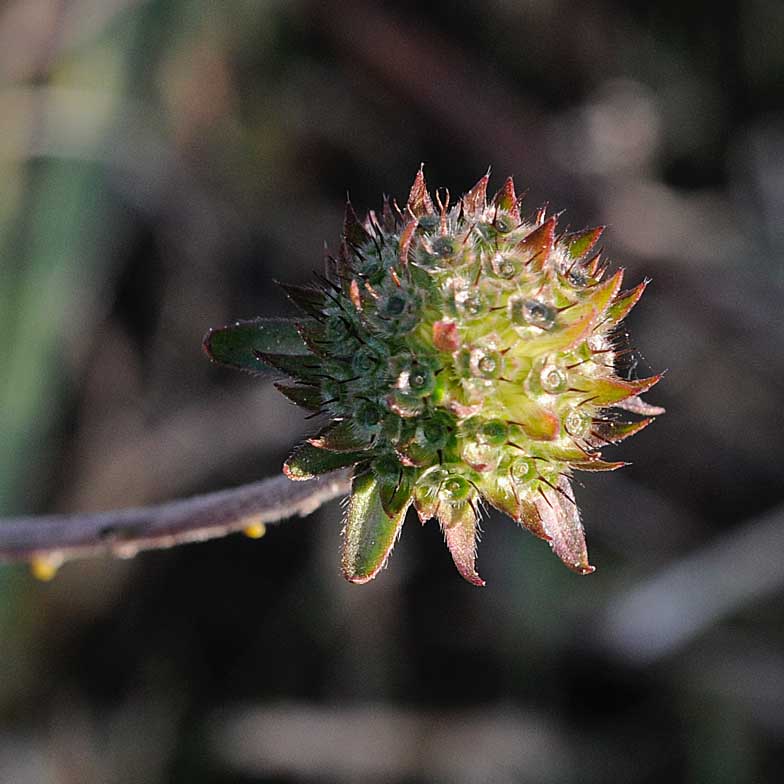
[590,417,653,445]
[462,173,490,217]
[342,470,410,583]
[492,177,520,221]
[406,166,434,217]
[535,477,594,575]
[518,497,550,541]
[254,351,323,384]
[398,219,418,266]
[585,251,609,280]
[562,226,605,260]
[560,271,624,325]
[521,309,597,356]
[203,318,311,375]
[284,443,371,480]
[439,499,485,586]
[606,280,648,325]
[308,419,373,452]
[516,216,556,270]
[274,383,322,411]
[582,374,663,406]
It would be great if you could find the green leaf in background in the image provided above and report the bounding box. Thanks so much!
[202,317,311,374]
[341,469,410,584]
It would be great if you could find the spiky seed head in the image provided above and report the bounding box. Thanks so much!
[205,168,663,586]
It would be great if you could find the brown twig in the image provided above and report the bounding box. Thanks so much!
[0,471,350,569]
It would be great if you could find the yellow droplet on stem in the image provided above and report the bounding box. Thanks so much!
[30,554,63,582]
[243,523,266,540]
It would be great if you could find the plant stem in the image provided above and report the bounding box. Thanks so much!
[0,472,350,567]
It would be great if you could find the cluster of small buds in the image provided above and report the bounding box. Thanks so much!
[205,168,663,586]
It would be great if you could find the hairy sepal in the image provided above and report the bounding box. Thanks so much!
[438,499,485,586]
[534,477,594,575]
[342,469,410,584]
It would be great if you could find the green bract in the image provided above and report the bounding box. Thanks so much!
[204,169,663,586]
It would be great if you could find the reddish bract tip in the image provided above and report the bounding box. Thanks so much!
[407,165,434,217]
[516,215,557,270]
[462,173,490,216]
[608,280,649,324]
[562,225,605,260]
[492,176,520,221]
[349,279,362,310]
[398,219,418,266]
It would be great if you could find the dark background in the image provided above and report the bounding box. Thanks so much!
[1,1,783,781]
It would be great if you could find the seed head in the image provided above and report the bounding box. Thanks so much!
[205,168,663,585]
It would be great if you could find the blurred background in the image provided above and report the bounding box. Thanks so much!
[1,0,783,781]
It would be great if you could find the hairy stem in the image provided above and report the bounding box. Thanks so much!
[0,472,350,566]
